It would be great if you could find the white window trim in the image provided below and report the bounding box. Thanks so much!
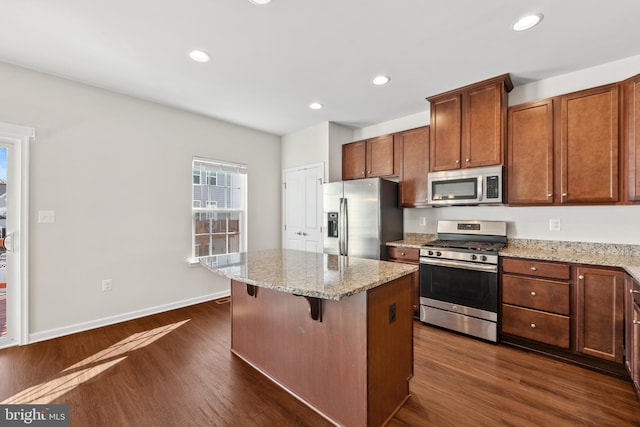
[189,157,247,267]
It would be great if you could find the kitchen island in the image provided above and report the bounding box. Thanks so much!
[200,249,418,427]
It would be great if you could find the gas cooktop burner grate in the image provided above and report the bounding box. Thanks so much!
[423,239,507,252]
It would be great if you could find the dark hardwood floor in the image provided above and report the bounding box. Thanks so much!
[0,299,638,426]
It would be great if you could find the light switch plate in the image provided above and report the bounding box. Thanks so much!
[419,217,426,226]
[549,218,561,231]
[38,210,56,224]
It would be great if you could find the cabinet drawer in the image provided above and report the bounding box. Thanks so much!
[387,246,419,263]
[502,304,570,348]
[502,258,570,280]
[502,275,570,315]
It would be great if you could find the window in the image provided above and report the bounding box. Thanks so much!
[192,157,247,259]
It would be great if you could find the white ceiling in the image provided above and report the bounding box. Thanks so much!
[1,0,639,136]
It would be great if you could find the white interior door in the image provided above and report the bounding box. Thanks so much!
[0,122,31,349]
[283,164,324,253]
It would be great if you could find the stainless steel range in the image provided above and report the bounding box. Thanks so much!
[419,220,507,342]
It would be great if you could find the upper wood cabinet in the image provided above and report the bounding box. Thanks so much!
[342,140,366,180]
[574,266,625,363]
[396,126,430,207]
[507,83,621,205]
[561,84,620,204]
[507,99,555,205]
[427,74,513,172]
[342,134,395,180]
[624,73,640,202]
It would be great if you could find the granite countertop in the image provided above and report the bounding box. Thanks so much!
[386,236,640,282]
[386,233,435,249]
[199,249,418,301]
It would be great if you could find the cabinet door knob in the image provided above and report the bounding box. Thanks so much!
[401,252,406,256]
[455,160,460,164]
[578,275,584,280]
[547,193,552,198]
[466,158,470,162]
[530,323,536,328]
[368,170,371,174]
[562,193,568,197]
[530,291,537,296]
[530,267,537,271]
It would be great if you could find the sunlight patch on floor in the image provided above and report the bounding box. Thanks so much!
[1,319,191,404]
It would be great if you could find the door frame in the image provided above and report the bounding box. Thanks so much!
[0,121,33,348]
[281,163,324,250]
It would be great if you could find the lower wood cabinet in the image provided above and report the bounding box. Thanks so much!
[501,257,627,373]
[574,266,625,363]
[625,274,640,400]
[387,246,420,318]
[501,258,571,349]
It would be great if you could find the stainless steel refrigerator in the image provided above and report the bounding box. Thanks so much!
[323,177,403,260]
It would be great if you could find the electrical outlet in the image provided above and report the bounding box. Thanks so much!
[38,210,56,224]
[549,218,561,231]
[419,217,426,226]
[389,302,396,324]
[101,279,113,292]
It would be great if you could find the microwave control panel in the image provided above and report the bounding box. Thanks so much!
[486,175,500,199]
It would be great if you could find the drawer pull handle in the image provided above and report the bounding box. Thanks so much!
[530,267,537,271]
[634,320,640,325]
[530,323,536,328]
[530,291,536,296]
[578,275,584,280]
[631,289,640,294]
[401,252,406,256]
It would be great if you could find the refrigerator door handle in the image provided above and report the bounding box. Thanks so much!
[343,198,348,256]
[339,198,345,255]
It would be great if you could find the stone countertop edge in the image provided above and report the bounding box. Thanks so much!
[199,249,418,301]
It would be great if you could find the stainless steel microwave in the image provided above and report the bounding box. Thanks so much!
[427,166,503,206]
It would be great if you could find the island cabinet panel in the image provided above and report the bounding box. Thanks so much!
[574,266,625,363]
[396,126,430,207]
[560,84,620,204]
[624,73,640,202]
[507,99,555,205]
[230,275,412,427]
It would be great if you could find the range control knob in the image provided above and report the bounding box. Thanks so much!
[470,254,478,261]
[481,255,488,261]
[428,250,434,256]
[436,251,442,257]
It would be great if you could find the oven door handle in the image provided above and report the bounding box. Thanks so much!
[420,257,497,273]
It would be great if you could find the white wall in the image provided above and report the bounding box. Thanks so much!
[0,62,281,339]
[281,122,328,176]
[353,112,428,140]
[281,121,354,183]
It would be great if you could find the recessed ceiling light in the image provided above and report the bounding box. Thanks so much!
[189,50,210,63]
[249,0,271,4]
[372,75,391,86]
[309,102,323,110]
[512,14,543,32]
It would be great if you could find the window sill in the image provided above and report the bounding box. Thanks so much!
[188,259,202,268]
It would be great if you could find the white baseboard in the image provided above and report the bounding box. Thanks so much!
[28,290,231,344]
